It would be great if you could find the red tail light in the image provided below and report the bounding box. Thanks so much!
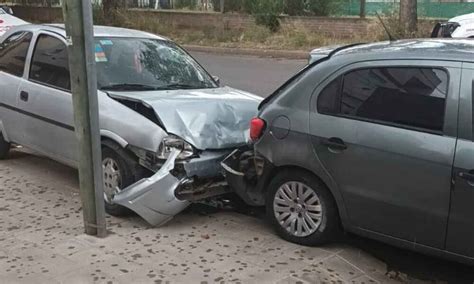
[250,117,266,141]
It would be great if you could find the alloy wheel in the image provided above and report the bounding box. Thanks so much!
[273,181,323,237]
[102,157,123,204]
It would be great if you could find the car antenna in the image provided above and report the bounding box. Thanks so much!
[376,12,396,42]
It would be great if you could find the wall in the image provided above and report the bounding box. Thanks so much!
[10,6,371,38]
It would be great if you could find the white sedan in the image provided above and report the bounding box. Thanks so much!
[431,13,474,38]
[0,7,28,36]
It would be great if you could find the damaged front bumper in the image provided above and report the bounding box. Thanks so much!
[113,148,231,227]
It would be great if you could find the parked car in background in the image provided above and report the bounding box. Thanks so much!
[432,12,474,38]
[0,7,27,36]
[223,39,474,265]
[0,24,261,226]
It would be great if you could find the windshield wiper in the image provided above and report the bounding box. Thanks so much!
[161,83,208,90]
[100,83,159,91]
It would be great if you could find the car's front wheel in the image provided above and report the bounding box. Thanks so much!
[266,170,340,246]
[102,141,142,216]
[0,132,10,160]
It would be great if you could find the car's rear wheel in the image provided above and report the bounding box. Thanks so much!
[266,169,340,246]
[0,132,10,160]
[102,141,143,216]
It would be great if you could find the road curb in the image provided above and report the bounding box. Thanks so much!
[183,44,309,60]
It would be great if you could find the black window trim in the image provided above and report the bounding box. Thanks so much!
[471,79,474,140]
[0,31,33,78]
[316,65,451,136]
[28,32,71,93]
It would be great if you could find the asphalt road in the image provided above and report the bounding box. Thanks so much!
[191,52,307,97]
[193,52,474,283]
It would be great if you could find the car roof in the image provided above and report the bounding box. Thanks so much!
[330,39,474,63]
[7,23,169,41]
[450,12,474,24]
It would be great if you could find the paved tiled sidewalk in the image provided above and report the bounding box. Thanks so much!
[0,149,445,283]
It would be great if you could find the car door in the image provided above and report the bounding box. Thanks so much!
[17,32,77,165]
[310,60,461,249]
[0,31,33,143]
[446,63,474,258]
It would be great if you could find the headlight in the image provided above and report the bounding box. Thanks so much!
[157,135,195,160]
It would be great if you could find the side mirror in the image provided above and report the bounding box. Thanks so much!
[212,75,221,86]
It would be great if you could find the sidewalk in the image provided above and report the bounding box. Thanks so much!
[0,148,440,283]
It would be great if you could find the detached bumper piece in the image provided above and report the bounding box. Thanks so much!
[113,149,190,227]
[113,149,233,227]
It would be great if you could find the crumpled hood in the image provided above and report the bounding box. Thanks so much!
[108,86,262,150]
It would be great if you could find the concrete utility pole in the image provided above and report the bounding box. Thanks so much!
[400,0,417,34]
[61,0,107,237]
[220,0,224,13]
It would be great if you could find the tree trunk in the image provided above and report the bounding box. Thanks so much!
[359,0,366,18]
[400,0,417,35]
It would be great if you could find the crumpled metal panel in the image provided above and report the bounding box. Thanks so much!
[108,86,262,150]
[183,150,230,178]
[112,149,190,226]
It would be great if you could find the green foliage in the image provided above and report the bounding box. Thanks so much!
[92,2,106,25]
[307,0,344,16]
[250,0,283,32]
[283,0,305,16]
[175,0,197,9]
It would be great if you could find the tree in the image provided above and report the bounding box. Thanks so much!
[360,0,366,18]
[307,0,343,16]
[400,0,417,34]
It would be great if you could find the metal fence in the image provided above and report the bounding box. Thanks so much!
[345,0,474,19]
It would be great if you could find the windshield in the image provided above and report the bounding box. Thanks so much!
[95,37,217,91]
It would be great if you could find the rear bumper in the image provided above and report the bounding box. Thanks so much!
[113,149,231,226]
[221,148,273,206]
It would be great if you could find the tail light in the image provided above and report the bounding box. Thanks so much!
[250,117,266,141]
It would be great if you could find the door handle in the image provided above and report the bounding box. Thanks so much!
[458,171,474,183]
[321,137,347,151]
[20,91,29,102]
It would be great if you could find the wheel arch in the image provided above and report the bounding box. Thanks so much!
[100,130,128,148]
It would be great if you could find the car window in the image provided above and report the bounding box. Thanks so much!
[472,79,474,139]
[29,34,70,91]
[318,67,448,133]
[0,31,32,77]
[317,75,342,114]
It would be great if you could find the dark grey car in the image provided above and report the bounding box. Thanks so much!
[223,39,474,265]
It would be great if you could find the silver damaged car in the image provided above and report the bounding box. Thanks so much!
[0,24,261,226]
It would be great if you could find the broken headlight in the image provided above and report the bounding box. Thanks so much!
[157,135,195,160]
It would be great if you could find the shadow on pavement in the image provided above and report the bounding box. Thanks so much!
[197,196,474,284]
[345,234,474,284]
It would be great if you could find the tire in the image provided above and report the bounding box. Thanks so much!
[266,169,340,246]
[0,132,10,160]
[101,140,143,216]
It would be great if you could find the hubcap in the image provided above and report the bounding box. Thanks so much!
[102,158,122,204]
[273,181,323,237]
